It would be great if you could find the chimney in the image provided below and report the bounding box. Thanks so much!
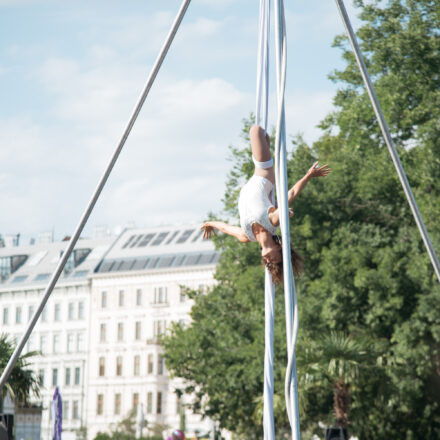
[37,231,54,244]
[2,234,20,247]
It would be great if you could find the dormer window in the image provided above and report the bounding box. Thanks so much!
[61,249,91,275]
[0,255,28,281]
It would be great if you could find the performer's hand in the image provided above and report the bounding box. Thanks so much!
[307,161,330,178]
[201,222,216,239]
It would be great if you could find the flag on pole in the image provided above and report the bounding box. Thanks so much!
[52,386,62,440]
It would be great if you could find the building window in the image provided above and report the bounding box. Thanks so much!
[136,289,142,306]
[65,368,71,386]
[15,306,22,324]
[41,307,47,322]
[101,291,107,308]
[27,336,36,353]
[135,322,141,340]
[148,354,154,374]
[114,394,121,415]
[68,303,75,320]
[28,305,34,322]
[2,307,8,325]
[97,394,103,416]
[40,335,47,354]
[78,301,85,319]
[52,368,58,386]
[147,392,153,414]
[38,369,45,386]
[116,356,123,376]
[157,355,165,375]
[156,392,162,415]
[117,323,124,342]
[100,324,106,343]
[118,290,125,307]
[99,357,105,377]
[154,287,167,304]
[67,333,74,353]
[54,303,61,321]
[53,334,60,353]
[63,400,70,420]
[77,333,85,352]
[153,320,166,337]
[73,401,79,420]
[133,355,140,376]
[75,367,80,385]
[179,287,186,303]
[132,393,139,411]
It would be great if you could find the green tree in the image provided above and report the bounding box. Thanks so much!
[110,409,137,437]
[297,332,386,434]
[164,0,440,438]
[0,334,40,412]
[311,0,440,436]
[164,244,289,438]
[93,409,162,440]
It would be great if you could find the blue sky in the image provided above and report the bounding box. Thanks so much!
[0,0,361,242]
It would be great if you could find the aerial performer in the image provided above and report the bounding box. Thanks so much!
[201,125,330,282]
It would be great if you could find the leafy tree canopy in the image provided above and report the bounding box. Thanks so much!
[164,1,440,438]
[0,334,40,411]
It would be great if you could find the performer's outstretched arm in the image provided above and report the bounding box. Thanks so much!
[201,221,250,243]
[288,161,330,204]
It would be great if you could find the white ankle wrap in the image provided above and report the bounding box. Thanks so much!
[252,156,273,169]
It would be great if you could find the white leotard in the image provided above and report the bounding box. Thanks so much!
[238,175,278,242]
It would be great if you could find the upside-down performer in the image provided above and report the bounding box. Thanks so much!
[201,125,330,283]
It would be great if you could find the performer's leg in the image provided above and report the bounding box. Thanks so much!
[250,125,274,183]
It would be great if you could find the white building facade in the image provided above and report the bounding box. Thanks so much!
[0,225,219,440]
[87,225,218,439]
[0,237,111,440]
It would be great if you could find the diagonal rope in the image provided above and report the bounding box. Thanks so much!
[0,0,192,391]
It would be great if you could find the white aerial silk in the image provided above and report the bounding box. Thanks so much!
[255,0,301,439]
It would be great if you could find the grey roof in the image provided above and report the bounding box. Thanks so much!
[0,238,111,288]
[0,225,220,286]
[95,224,219,274]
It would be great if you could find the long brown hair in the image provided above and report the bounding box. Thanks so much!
[263,235,303,284]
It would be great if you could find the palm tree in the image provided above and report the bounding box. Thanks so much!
[297,331,382,431]
[0,334,40,413]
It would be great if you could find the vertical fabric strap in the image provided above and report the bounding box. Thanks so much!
[255,1,275,440]
[256,0,271,131]
[263,267,275,440]
[273,0,301,439]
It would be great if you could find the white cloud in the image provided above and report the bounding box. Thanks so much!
[196,0,236,8]
[284,89,335,145]
[149,77,245,119]
[0,0,346,240]
[2,44,251,238]
[179,17,225,38]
